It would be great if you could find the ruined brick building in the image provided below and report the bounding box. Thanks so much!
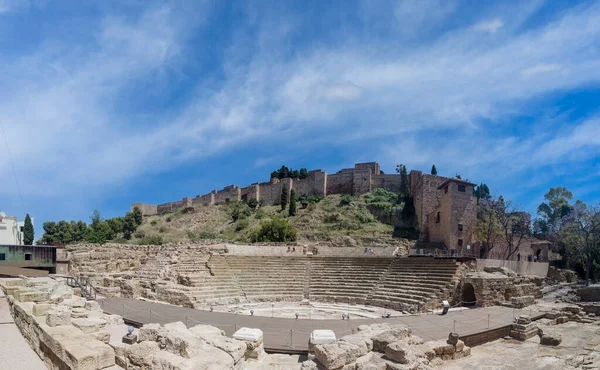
[133,162,478,254]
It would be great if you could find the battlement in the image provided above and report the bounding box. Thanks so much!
[132,162,400,215]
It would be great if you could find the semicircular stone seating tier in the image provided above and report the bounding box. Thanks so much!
[142,255,462,311]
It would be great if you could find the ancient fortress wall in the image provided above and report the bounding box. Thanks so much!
[132,162,403,215]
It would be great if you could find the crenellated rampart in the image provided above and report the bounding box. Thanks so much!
[132,162,403,215]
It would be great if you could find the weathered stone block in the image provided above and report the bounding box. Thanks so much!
[46,305,72,327]
[385,341,414,364]
[32,303,54,317]
[371,326,411,352]
[540,333,562,346]
[126,341,160,368]
[314,340,362,369]
[139,323,162,342]
[71,318,107,334]
[84,300,102,312]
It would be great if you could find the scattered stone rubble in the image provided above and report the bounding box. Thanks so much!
[300,323,471,370]
[115,321,249,369]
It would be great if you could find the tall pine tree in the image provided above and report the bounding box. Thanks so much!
[289,190,297,216]
[280,185,289,210]
[23,214,34,245]
[431,164,437,175]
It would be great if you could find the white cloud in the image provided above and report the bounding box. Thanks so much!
[472,18,504,34]
[521,63,561,78]
[2,0,600,215]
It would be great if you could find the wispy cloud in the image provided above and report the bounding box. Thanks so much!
[1,0,600,222]
[472,18,504,34]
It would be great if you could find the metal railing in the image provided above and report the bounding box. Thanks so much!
[65,275,97,300]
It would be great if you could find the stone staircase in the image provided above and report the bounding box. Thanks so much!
[308,258,393,304]
[368,257,460,312]
[146,255,462,312]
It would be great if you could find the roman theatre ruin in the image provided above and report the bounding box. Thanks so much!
[2,242,599,370]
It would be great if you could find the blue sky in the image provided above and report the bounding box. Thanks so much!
[0,0,599,238]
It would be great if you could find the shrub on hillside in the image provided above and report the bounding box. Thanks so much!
[364,188,400,205]
[150,220,159,226]
[181,207,195,214]
[187,230,217,241]
[134,231,145,239]
[339,194,354,206]
[247,198,258,209]
[297,195,323,204]
[166,217,172,222]
[235,219,250,231]
[137,235,164,245]
[255,209,266,219]
[250,218,297,243]
[158,226,167,233]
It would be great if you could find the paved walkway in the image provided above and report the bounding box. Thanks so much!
[0,290,46,370]
[100,298,540,352]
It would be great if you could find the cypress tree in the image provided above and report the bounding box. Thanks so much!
[289,190,297,216]
[431,164,437,175]
[280,185,289,210]
[23,214,34,245]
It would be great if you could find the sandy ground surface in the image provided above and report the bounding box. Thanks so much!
[0,294,47,370]
[438,321,600,370]
[210,301,409,319]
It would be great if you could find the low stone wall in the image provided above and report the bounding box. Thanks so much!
[223,244,400,257]
[0,278,118,370]
[476,259,549,277]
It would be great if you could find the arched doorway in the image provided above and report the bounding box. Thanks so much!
[461,283,477,307]
[479,246,486,259]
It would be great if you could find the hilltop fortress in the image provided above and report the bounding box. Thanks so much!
[133,162,478,254]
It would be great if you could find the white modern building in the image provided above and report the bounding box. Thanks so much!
[0,212,34,245]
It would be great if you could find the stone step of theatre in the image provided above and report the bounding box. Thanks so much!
[168,255,462,310]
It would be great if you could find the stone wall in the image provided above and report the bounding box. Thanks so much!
[371,174,403,193]
[157,197,192,214]
[293,170,327,197]
[192,191,215,206]
[476,259,549,277]
[130,202,157,215]
[132,162,404,215]
[326,172,354,195]
[411,173,448,238]
[223,244,401,257]
[240,184,259,202]
[214,185,241,204]
[352,169,372,195]
[0,278,118,370]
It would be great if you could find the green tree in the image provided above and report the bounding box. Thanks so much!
[289,190,297,216]
[474,197,503,258]
[299,168,309,179]
[39,221,57,244]
[536,187,574,236]
[71,221,88,242]
[280,185,289,211]
[474,183,491,202]
[90,209,102,228]
[86,221,111,244]
[431,165,437,175]
[122,212,137,240]
[560,201,600,285]
[396,164,410,200]
[250,218,297,242]
[56,220,73,244]
[270,171,279,179]
[107,217,124,236]
[278,165,290,179]
[132,206,143,226]
[23,213,34,245]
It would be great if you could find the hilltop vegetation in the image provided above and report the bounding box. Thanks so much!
[132,193,407,248]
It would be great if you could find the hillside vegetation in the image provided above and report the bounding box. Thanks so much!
[133,192,410,248]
